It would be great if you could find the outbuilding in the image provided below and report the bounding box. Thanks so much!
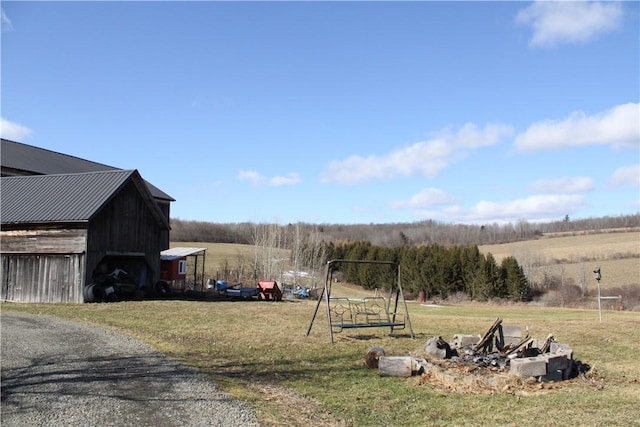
[1,169,170,303]
[1,138,174,247]
[159,247,207,294]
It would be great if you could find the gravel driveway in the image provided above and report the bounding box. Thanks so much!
[1,312,260,427]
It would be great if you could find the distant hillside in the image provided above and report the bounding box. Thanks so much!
[480,230,639,309]
[171,214,639,247]
[172,228,639,309]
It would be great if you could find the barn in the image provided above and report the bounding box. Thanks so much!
[1,138,174,247]
[1,139,174,303]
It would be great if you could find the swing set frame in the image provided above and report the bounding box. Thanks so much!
[306,259,414,343]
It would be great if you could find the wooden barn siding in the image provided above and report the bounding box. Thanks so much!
[0,228,87,303]
[157,199,171,250]
[1,254,84,303]
[86,180,165,293]
[0,228,87,253]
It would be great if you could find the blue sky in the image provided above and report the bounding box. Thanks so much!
[2,1,639,225]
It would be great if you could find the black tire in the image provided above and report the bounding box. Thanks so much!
[84,283,105,303]
[155,281,172,297]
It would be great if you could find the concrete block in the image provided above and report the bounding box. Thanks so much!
[499,325,523,347]
[501,325,522,338]
[450,334,481,349]
[425,336,451,359]
[540,369,564,383]
[509,356,547,377]
[551,342,573,354]
[542,353,569,371]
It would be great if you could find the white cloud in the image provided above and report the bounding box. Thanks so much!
[237,169,301,187]
[237,170,262,185]
[1,8,13,32]
[514,103,640,151]
[323,123,513,184]
[390,188,455,209]
[608,164,640,188]
[390,185,589,224]
[0,117,33,140]
[529,177,595,194]
[516,1,623,48]
[269,173,301,186]
[438,194,588,224]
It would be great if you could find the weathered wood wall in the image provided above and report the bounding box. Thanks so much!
[1,228,87,253]
[157,199,171,249]
[1,228,87,303]
[1,178,168,303]
[1,253,85,303]
[86,179,166,294]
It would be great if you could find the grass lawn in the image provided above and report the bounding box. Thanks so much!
[3,297,639,426]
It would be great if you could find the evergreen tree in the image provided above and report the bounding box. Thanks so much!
[360,245,381,289]
[459,245,484,300]
[479,253,501,300]
[418,246,437,298]
[344,241,370,282]
[400,246,422,295]
[500,256,530,301]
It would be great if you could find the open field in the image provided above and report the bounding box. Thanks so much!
[479,230,640,296]
[3,299,639,426]
[479,230,640,264]
[173,231,640,301]
[169,242,257,280]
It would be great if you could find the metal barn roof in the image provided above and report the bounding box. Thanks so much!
[1,138,119,175]
[160,247,207,260]
[1,169,166,225]
[1,139,174,201]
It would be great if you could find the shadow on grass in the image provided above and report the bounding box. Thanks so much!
[192,332,426,387]
[148,290,311,304]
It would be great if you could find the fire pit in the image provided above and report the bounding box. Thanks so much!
[421,318,576,382]
[370,318,597,393]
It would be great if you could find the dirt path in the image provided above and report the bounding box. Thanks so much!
[0,311,260,427]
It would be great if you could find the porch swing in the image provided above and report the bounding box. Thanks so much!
[306,259,414,343]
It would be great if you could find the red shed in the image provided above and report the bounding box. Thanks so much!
[160,255,187,281]
[160,247,207,292]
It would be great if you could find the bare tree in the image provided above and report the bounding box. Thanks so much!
[250,223,288,281]
[301,225,326,290]
[171,214,639,247]
[577,260,587,297]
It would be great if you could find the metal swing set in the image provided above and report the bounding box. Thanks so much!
[306,259,414,343]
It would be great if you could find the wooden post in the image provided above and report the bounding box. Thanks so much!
[473,317,502,352]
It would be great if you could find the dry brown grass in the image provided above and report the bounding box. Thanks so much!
[169,242,256,279]
[4,230,638,425]
[4,301,639,426]
[480,230,640,263]
[172,231,639,306]
[479,230,640,294]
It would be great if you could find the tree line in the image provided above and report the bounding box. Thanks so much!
[181,216,637,304]
[320,241,529,302]
[170,214,639,247]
